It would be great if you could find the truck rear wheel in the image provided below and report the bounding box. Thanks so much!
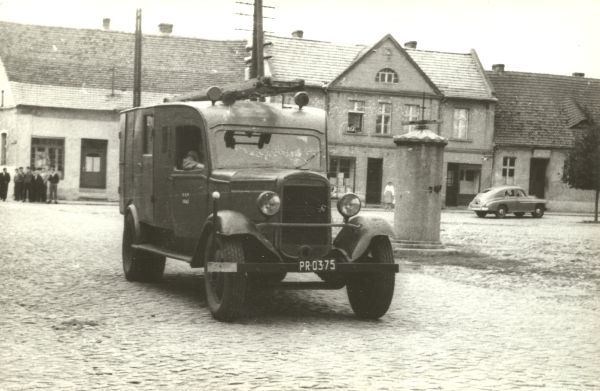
[122,213,165,282]
[204,234,247,322]
[346,236,395,319]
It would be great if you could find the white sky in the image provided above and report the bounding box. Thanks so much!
[1,0,599,78]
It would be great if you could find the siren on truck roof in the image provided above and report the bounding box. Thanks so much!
[163,76,309,108]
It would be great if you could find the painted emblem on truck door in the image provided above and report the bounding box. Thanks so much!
[181,192,190,204]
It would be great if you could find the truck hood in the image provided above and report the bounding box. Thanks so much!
[211,168,327,183]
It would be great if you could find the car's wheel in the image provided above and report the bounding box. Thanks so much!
[532,205,545,218]
[204,234,247,322]
[514,212,525,218]
[475,211,487,218]
[346,236,395,320]
[495,205,508,219]
[122,213,166,282]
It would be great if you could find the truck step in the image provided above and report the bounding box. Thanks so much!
[131,244,192,263]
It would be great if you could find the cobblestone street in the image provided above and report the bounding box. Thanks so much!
[1,202,599,390]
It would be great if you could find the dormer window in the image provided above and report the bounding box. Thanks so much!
[375,68,398,83]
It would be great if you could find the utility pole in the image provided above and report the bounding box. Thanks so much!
[250,0,264,79]
[133,8,142,107]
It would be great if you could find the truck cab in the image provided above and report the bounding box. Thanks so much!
[119,78,398,321]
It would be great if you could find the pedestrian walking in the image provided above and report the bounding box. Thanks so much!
[22,167,33,202]
[382,181,395,211]
[13,167,23,201]
[47,167,60,204]
[0,167,10,201]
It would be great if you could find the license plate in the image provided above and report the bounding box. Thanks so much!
[298,259,336,272]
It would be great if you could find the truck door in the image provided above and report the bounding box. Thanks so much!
[167,107,210,237]
[133,108,155,223]
[153,107,174,229]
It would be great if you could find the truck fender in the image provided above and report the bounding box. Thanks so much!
[333,215,395,261]
[125,204,142,242]
[191,210,281,267]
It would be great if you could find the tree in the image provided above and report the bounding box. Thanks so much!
[562,124,600,222]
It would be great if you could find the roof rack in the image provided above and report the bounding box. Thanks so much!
[164,76,305,105]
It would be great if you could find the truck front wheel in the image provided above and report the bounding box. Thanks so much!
[204,234,247,322]
[346,236,396,319]
[122,213,165,282]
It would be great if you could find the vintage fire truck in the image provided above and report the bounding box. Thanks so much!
[119,77,398,321]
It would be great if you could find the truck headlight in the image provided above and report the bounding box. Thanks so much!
[337,193,361,218]
[257,191,281,216]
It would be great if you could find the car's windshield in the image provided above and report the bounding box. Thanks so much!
[213,130,322,170]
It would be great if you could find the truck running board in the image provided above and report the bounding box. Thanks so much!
[131,244,192,263]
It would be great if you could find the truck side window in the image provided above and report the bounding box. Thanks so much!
[175,125,204,170]
[143,115,154,155]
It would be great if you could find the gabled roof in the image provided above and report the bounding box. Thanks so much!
[0,21,247,110]
[406,48,495,101]
[487,71,600,148]
[264,35,364,87]
[328,34,442,96]
[266,34,494,100]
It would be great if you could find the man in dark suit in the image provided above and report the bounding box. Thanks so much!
[47,167,60,204]
[0,167,10,201]
[22,166,33,202]
[13,168,23,201]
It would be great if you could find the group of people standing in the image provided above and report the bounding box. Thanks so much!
[0,166,60,203]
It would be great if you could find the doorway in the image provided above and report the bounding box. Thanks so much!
[80,139,108,188]
[366,158,383,204]
[529,158,548,198]
[446,163,459,206]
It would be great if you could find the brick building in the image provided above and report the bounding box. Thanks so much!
[0,20,246,200]
[265,33,496,205]
[487,65,600,212]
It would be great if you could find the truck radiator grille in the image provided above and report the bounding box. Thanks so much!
[282,185,329,247]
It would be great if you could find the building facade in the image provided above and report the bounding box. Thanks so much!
[0,20,246,200]
[265,34,496,205]
[487,65,600,212]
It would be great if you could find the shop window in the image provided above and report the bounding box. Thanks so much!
[347,100,365,133]
[31,137,64,177]
[375,102,391,135]
[328,156,355,197]
[502,157,516,185]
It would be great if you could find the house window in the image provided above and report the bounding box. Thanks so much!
[31,137,64,176]
[452,108,469,139]
[347,100,365,133]
[402,104,420,132]
[375,68,398,83]
[502,157,516,185]
[375,102,392,135]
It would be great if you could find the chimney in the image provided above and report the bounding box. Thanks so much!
[158,23,173,36]
[291,30,304,39]
[404,41,417,49]
[492,64,505,74]
[102,18,110,30]
[572,72,585,77]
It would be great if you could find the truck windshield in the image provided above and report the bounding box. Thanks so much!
[214,130,322,170]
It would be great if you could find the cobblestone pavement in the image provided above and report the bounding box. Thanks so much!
[1,202,599,390]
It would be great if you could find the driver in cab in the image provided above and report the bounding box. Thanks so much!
[182,151,204,170]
